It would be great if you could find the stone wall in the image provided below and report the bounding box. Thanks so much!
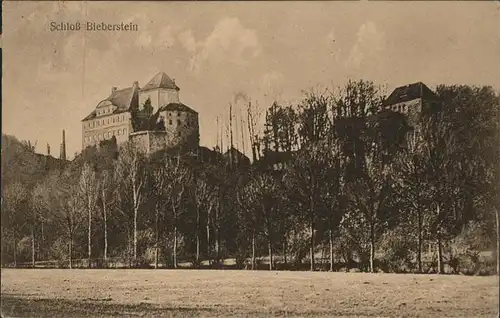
[129,130,168,154]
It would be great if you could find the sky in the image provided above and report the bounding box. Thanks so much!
[3,1,500,159]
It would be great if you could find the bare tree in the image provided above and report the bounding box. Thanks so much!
[158,154,192,268]
[79,163,100,268]
[2,182,29,267]
[193,174,213,266]
[243,173,281,270]
[117,142,146,263]
[99,170,114,263]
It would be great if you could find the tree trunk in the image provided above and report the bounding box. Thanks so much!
[437,230,443,274]
[495,208,499,276]
[13,237,17,268]
[215,226,221,263]
[196,205,200,266]
[251,231,256,270]
[173,224,178,269]
[88,205,92,269]
[206,216,211,262]
[155,206,159,270]
[310,220,315,271]
[329,228,334,272]
[103,191,108,264]
[41,220,45,261]
[309,180,315,271]
[369,221,375,273]
[417,206,423,273]
[215,202,221,263]
[283,241,288,266]
[31,226,36,268]
[133,205,138,262]
[68,233,73,269]
[268,237,273,271]
[127,226,132,268]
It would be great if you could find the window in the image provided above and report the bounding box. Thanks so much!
[177,112,181,117]
[177,119,181,126]
[123,128,127,135]
[169,119,172,125]
[178,131,181,137]
[107,119,109,124]
[122,115,124,121]
[168,112,172,116]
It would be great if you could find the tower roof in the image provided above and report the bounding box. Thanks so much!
[141,72,179,91]
[159,102,198,114]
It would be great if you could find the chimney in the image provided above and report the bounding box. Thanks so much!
[60,130,66,161]
[47,143,51,156]
[133,81,139,89]
[112,87,117,94]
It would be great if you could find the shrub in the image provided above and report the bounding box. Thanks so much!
[377,226,416,273]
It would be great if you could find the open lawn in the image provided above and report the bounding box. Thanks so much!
[1,269,498,317]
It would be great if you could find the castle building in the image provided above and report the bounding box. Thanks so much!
[81,72,199,153]
[383,82,439,125]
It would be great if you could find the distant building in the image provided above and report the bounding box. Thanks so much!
[383,82,439,125]
[81,72,199,153]
[224,147,251,168]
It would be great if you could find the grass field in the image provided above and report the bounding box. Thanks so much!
[1,269,498,317]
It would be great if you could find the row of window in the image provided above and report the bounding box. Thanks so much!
[159,116,194,127]
[85,128,128,143]
[97,108,113,116]
[391,104,409,113]
[87,114,127,128]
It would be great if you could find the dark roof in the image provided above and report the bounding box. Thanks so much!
[384,82,437,106]
[141,72,179,91]
[158,103,198,114]
[82,86,139,121]
[224,147,251,165]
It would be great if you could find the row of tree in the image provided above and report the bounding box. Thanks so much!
[2,80,499,274]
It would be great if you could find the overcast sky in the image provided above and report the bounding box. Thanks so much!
[3,1,500,159]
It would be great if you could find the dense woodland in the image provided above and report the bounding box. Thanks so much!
[2,80,499,275]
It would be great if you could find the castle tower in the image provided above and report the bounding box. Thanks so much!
[60,130,66,161]
[139,72,180,113]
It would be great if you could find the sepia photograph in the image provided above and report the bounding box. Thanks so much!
[1,1,499,317]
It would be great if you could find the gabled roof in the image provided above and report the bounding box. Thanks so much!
[384,82,437,106]
[158,102,198,114]
[141,72,179,91]
[224,147,251,165]
[82,86,139,121]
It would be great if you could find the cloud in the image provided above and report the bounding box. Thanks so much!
[182,17,261,73]
[178,30,197,53]
[135,26,175,50]
[346,21,385,69]
[261,71,284,92]
[129,12,175,50]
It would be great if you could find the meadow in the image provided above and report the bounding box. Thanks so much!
[1,269,498,317]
